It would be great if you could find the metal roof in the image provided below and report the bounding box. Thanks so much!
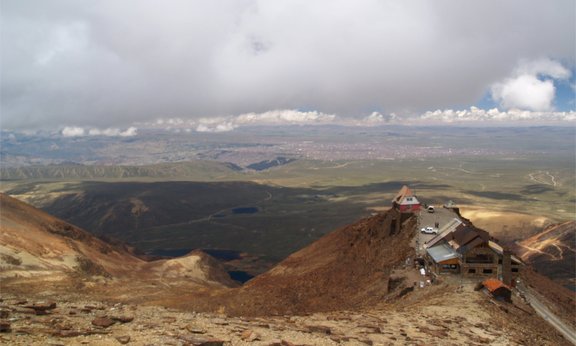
[425,218,463,248]
[427,243,460,263]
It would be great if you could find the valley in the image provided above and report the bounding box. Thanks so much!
[1,193,574,345]
[1,125,575,345]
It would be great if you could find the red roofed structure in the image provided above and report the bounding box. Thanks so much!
[482,278,512,302]
[392,185,421,213]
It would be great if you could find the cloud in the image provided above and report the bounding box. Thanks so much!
[420,107,576,123]
[517,58,571,79]
[156,110,336,132]
[61,126,85,137]
[491,59,571,111]
[195,118,237,133]
[144,107,576,132]
[1,1,574,129]
[361,112,399,124]
[235,110,335,125]
[61,126,137,137]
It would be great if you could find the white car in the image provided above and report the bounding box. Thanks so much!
[420,226,438,234]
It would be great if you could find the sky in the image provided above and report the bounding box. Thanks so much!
[1,0,575,133]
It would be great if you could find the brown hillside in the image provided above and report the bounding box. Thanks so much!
[0,193,142,279]
[515,220,576,290]
[190,209,416,316]
[0,193,235,292]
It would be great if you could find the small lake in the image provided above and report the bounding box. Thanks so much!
[231,207,259,214]
[147,248,253,283]
[228,271,254,283]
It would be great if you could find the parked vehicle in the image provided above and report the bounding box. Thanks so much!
[427,205,435,213]
[420,226,438,234]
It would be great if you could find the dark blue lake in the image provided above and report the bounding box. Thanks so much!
[228,271,254,283]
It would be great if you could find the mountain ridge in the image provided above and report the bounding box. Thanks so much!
[0,193,236,292]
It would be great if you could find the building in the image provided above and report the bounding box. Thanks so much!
[482,278,512,302]
[392,185,421,213]
[424,219,522,284]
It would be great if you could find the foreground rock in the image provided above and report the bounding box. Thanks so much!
[0,286,570,346]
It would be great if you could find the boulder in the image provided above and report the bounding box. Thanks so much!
[307,325,331,334]
[116,335,131,344]
[241,329,261,341]
[111,315,134,323]
[92,317,116,328]
[24,302,56,311]
[0,320,11,333]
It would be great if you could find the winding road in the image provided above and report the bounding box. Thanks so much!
[516,282,576,345]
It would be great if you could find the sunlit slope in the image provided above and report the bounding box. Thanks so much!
[516,221,576,290]
[0,193,236,288]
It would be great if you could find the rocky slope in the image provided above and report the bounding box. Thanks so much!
[515,221,576,290]
[1,279,570,346]
[0,193,235,291]
[180,210,416,316]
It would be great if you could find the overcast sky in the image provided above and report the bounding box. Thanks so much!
[1,0,575,131]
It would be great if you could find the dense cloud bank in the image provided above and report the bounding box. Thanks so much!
[1,0,574,129]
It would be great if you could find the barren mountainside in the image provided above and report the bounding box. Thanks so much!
[0,195,573,345]
[0,193,236,289]
[185,210,416,316]
[515,220,576,291]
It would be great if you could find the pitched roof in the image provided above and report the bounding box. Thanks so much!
[392,185,416,203]
[482,278,511,293]
[452,225,489,250]
[425,218,463,248]
[488,241,524,265]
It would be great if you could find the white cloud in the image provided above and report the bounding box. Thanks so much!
[196,123,237,133]
[235,110,336,125]
[120,127,138,136]
[491,59,571,111]
[148,110,337,132]
[363,112,385,123]
[1,1,574,129]
[420,107,576,122]
[195,118,237,132]
[61,126,85,137]
[145,106,576,131]
[62,126,137,137]
[516,58,571,79]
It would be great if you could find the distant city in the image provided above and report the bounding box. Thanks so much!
[1,125,573,167]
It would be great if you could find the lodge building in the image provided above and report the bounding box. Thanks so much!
[424,217,522,285]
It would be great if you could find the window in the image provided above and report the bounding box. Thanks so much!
[482,268,493,274]
[468,269,476,274]
[511,268,519,273]
[466,254,494,264]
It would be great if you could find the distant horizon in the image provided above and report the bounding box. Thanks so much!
[2,107,576,137]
